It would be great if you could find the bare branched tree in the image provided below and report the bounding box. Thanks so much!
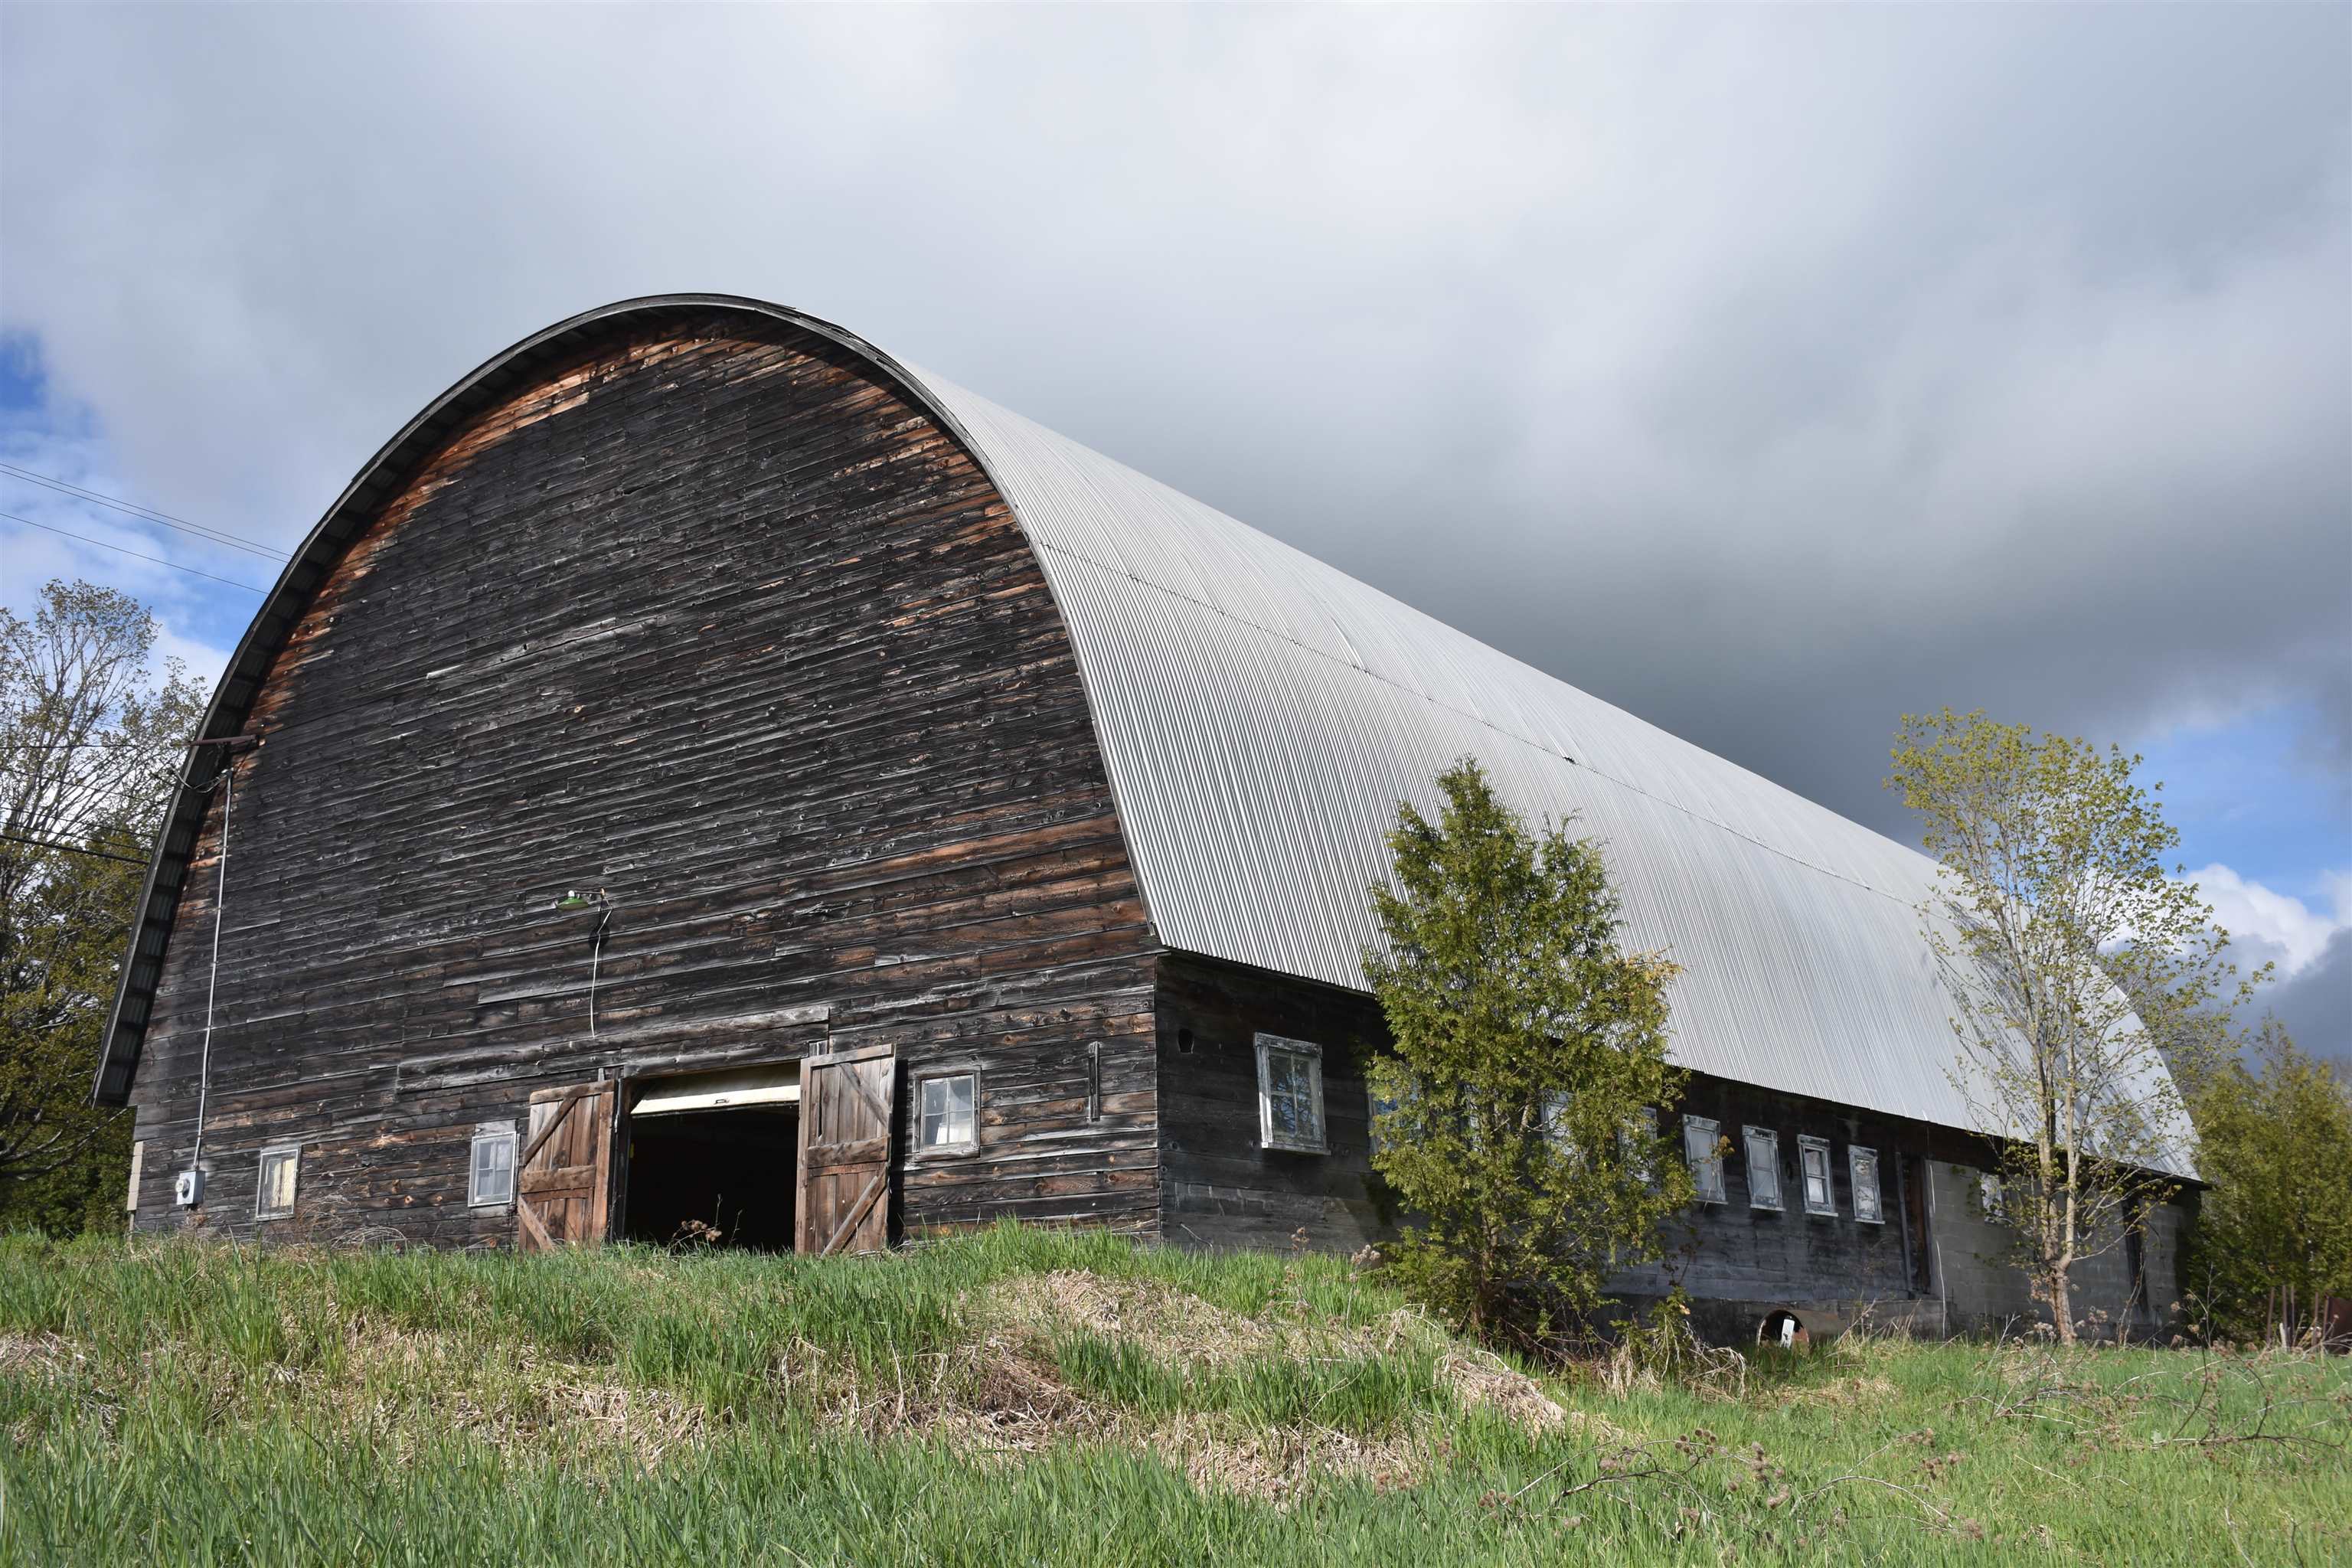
[1888,709,2261,1344]
[1,580,207,1191]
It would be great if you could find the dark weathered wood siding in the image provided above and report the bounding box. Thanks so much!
[1154,951,1392,1252]
[1154,950,2187,1341]
[127,315,1159,1245]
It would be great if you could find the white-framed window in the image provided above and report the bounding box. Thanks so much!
[918,1072,979,1155]
[1743,1125,1784,1211]
[255,1145,300,1220]
[1979,1172,2003,1217]
[1367,1086,1398,1157]
[1620,1106,1660,1185]
[1681,1116,1726,1203]
[1543,1090,1576,1155]
[1850,1146,1883,1223]
[1255,1034,1326,1153]
[1798,1135,1838,1217]
[469,1123,518,1207]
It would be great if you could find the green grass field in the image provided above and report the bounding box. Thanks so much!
[2,1223,2344,1566]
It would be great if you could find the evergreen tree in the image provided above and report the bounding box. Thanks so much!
[2179,1019,2352,1343]
[1363,758,1690,1347]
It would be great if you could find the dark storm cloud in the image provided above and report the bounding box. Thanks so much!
[2,3,2346,844]
[2266,930,2352,1073]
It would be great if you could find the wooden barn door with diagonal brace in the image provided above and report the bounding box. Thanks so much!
[795,1045,896,1256]
[516,1080,622,1252]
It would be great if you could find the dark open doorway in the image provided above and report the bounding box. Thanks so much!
[623,1104,799,1251]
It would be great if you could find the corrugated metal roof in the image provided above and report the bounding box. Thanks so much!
[906,370,2186,1163]
[95,294,2189,1174]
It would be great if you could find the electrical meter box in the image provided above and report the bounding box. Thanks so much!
[174,1168,204,1207]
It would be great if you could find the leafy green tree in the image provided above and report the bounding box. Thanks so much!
[2,580,206,1233]
[1363,758,1690,1347]
[1888,709,2260,1344]
[2178,1018,2352,1343]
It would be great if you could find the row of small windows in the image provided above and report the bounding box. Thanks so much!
[1262,1037,1884,1224]
[1678,1119,1883,1222]
[222,1044,1890,1223]
[243,1126,525,1222]
[230,1070,996,1225]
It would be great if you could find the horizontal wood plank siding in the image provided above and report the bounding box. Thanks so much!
[1152,950,2187,1341]
[1155,952,1393,1252]
[127,318,1158,1246]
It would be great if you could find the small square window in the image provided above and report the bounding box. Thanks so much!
[1255,1034,1326,1154]
[256,1145,299,1220]
[1798,1135,1837,1217]
[1850,1146,1883,1223]
[1743,1126,1783,1211]
[920,1073,978,1153]
[469,1125,517,1207]
[1682,1116,1726,1203]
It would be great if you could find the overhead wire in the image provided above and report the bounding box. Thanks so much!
[0,830,149,867]
[0,461,286,560]
[0,509,268,593]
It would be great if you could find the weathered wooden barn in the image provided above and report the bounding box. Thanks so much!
[95,295,2190,1341]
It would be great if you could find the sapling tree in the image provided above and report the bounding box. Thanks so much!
[1888,709,2257,1344]
[1363,757,1690,1347]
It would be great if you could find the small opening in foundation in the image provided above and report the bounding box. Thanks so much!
[1757,1308,1811,1352]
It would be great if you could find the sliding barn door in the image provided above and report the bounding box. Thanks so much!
[517,1080,621,1253]
[795,1045,896,1256]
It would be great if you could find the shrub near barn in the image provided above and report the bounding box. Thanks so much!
[1363,759,1694,1349]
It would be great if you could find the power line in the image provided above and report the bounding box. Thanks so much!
[8,736,156,752]
[0,831,149,867]
[0,510,268,594]
[0,461,286,560]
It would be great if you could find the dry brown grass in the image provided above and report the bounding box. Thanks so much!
[764,1269,1582,1504]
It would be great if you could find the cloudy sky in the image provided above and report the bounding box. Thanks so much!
[4,5,2346,1057]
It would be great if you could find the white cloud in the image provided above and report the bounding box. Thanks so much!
[2180,864,2352,978]
[0,3,2344,844]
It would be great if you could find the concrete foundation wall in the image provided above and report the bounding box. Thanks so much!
[1928,1160,2192,1340]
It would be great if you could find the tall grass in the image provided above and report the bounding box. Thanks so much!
[2,1224,2345,1566]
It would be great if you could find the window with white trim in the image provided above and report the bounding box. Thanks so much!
[1543,1091,1576,1155]
[919,1073,979,1155]
[1682,1116,1726,1203]
[1850,1146,1883,1223]
[1979,1172,2003,1217]
[1620,1106,1660,1186]
[1255,1034,1326,1153]
[255,1145,299,1220]
[1798,1135,1838,1217]
[1367,1086,1397,1157]
[469,1124,517,1207]
[1743,1125,1784,1210]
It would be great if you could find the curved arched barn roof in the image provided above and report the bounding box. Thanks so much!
[94,295,2172,1160]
